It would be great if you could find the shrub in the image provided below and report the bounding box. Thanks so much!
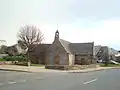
[0,58,6,61]
[3,56,12,61]
[3,56,26,62]
[16,56,27,62]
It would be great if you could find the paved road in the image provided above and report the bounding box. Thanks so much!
[0,69,120,90]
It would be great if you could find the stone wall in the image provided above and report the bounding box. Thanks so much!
[46,40,69,65]
[30,52,46,64]
[0,61,12,65]
[69,54,75,65]
[75,55,94,65]
[45,64,97,70]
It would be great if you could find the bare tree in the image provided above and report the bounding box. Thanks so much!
[18,25,44,66]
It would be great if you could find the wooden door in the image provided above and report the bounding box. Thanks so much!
[54,55,60,65]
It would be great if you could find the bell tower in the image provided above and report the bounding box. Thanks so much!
[55,30,59,40]
[55,23,59,40]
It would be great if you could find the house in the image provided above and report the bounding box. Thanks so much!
[0,54,8,58]
[115,53,120,63]
[0,42,27,56]
[45,30,95,65]
[5,44,26,56]
[95,45,119,62]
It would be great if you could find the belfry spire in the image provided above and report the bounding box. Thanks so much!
[55,23,59,40]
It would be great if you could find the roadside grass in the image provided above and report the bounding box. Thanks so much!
[100,63,120,67]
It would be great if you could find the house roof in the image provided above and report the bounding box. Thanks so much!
[70,43,94,54]
[31,44,51,53]
[106,47,119,55]
[99,46,119,55]
[59,39,71,53]
[59,39,94,54]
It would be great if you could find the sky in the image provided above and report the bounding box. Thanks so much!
[0,0,120,50]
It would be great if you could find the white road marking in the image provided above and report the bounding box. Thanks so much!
[8,81,16,84]
[84,78,98,85]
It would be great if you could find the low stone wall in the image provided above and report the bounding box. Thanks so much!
[0,61,13,65]
[45,64,97,70]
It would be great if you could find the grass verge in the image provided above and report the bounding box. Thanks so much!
[100,63,120,67]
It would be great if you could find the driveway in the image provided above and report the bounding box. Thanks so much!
[0,69,120,90]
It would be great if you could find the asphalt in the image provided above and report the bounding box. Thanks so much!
[0,69,120,90]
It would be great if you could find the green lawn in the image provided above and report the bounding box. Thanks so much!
[100,63,120,67]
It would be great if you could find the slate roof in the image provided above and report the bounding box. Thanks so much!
[59,39,71,53]
[70,43,94,54]
[59,39,94,55]
[107,47,119,55]
[31,44,51,53]
[96,46,119,55]
[59,38,118,56]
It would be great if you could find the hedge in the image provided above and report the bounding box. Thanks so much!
[2,56,26,62]
[0,58,6,61]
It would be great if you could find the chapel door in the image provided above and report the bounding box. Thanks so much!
[54,55,60,65]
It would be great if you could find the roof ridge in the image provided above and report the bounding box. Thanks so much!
[59,39,71,43]
[59,39,72,53]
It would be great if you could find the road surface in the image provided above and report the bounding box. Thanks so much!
[0,69,120,90]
